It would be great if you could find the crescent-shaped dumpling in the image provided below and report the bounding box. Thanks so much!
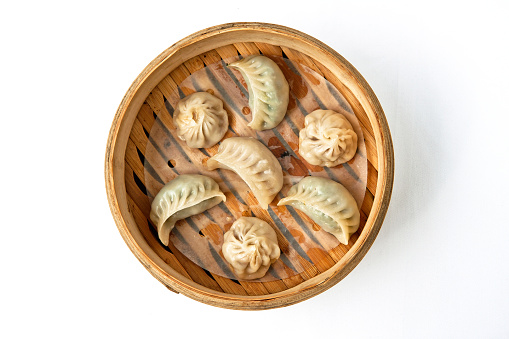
[229,55,289,131]
[222,217,280,280]
[277,176,360,245]
[150,174,226,246]
[207,137,283,208]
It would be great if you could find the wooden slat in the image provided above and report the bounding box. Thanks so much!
[361,189,375,221]
[313,59,378,170]
[106,23,394,310]
[139,96,292,295]
[233,42,260,55]
[188,48,345,272]
[215,44,240,61]
[124,40,381,298]
[254,42,283,56]
[126,133,250,294]
[145,66,304,294]
[125,164,247,294]
[226,42,371,261]
[226,43,367,189]
[125,166,192,281]
[281,46,379,171]
[125,138,146,185]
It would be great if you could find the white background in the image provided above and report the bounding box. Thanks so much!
[1,1,508,338]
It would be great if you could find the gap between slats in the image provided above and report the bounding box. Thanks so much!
[124,42,379,296]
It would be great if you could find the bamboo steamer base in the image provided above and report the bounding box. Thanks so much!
[105,23,394,310]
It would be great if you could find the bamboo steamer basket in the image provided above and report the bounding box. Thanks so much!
[105,22,394,310]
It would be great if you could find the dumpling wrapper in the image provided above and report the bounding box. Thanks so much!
[299,109,358,167]
[222,217,280,280]
[150,174,226,246]
[229,55,289,131]
[207,137,283,209]
[278,176,360,245]
[173,92,228,148]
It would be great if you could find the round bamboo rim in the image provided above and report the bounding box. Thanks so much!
[105,22,394,310]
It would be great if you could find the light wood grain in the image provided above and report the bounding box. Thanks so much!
[105,22,394,310]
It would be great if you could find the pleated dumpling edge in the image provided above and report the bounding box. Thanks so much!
[228,55,289,131]
[150,174,226,246]
[278,176,360,245]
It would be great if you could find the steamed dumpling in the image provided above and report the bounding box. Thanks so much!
[229,55,289,131]
[207,137,283,208]
[150,174,226,246]
[222,217,280,280]
[173,92,228,148]
[277,176,360,245]
[299,109,358,167]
